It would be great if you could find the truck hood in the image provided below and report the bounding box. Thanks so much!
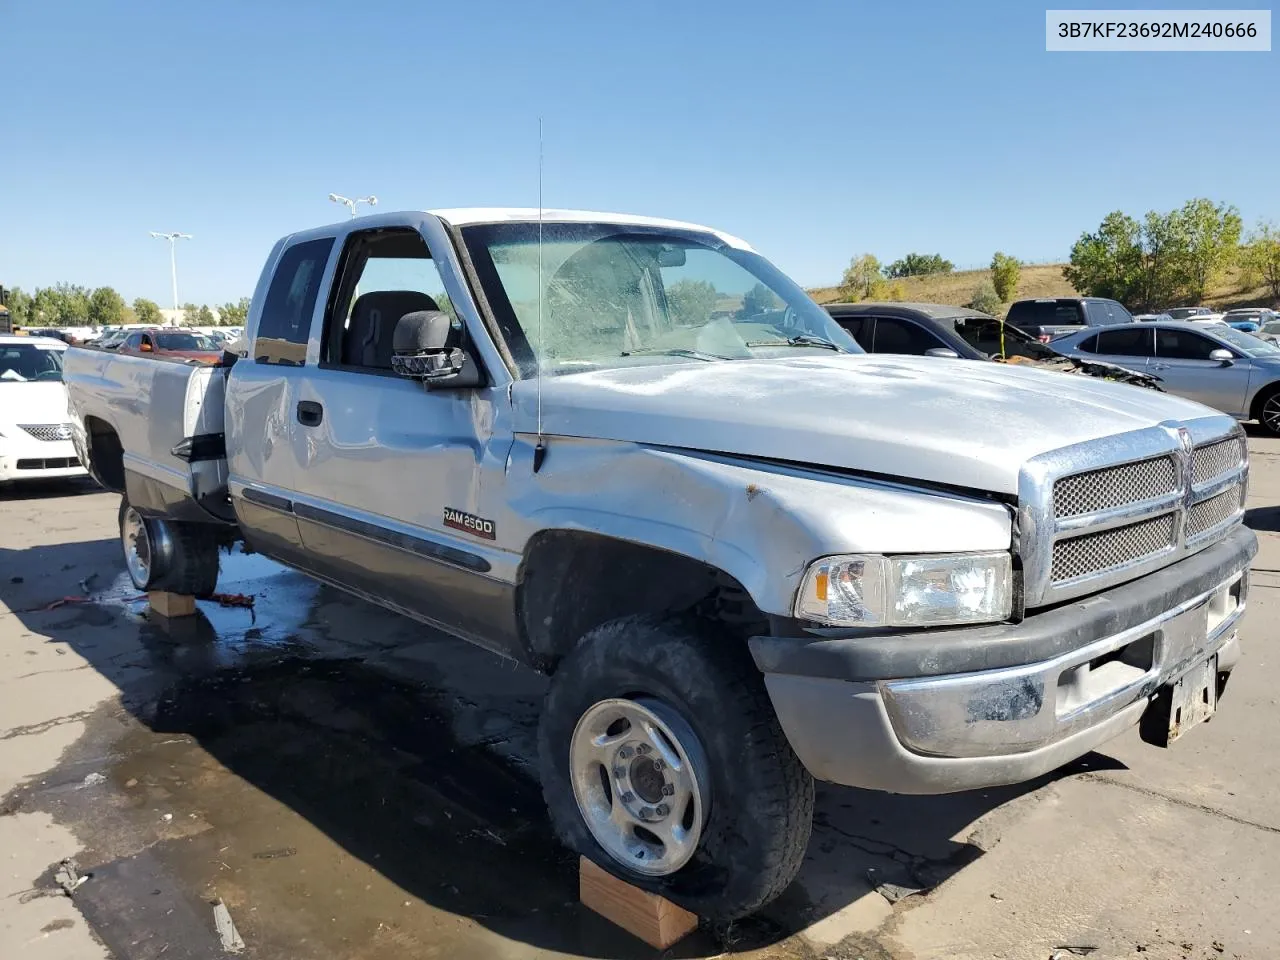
[510,354,1215,495]
[0,381,71,429]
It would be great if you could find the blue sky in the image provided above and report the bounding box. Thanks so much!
[2,0,1276,305]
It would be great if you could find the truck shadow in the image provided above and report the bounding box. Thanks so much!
[0,536,1123,957]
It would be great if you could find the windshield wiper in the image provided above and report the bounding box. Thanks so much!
[744,334,843,352]
[620,347,736,362]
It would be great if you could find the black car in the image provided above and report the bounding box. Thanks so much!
[824,301,1163,390]
[824,302,1048,361]
[1004,297,1135,342]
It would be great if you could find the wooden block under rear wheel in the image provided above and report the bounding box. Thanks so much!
[579,856,698,948]
[148,591,196,619]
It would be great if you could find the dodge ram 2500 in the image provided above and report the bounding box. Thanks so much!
[64,208,1256,920]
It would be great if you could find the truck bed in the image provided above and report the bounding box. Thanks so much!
[63,347,232,523]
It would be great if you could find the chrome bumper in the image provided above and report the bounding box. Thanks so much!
[879,570,1245,759]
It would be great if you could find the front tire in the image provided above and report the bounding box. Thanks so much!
[1257,387,1280,436]
[538,615,814,921]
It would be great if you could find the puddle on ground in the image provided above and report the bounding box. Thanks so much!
[4,539,854,959]
[83,656,800,959]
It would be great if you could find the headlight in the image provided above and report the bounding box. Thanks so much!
[795,552,1012,627]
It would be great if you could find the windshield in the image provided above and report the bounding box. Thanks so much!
[0,344,65,382]
[461,222,861,375]
[1207,325,1280,357]
[156,332,214,350]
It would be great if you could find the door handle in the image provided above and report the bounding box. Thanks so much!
[296,400,323,427]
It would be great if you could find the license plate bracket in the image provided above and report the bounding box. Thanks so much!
[1139,654,1218,747]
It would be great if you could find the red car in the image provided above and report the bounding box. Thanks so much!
[116,329,223,364]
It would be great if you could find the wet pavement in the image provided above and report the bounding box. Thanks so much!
[4,443,1280,959]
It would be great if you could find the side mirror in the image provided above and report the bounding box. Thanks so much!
[925,347,960,359]
[1209,348,1234,363]
[391,310,481,387]
[139,342,153,352]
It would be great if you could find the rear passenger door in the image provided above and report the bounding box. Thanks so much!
[1080,326,1153,375]
[227,235,337,566]
[1151,328,1251,415]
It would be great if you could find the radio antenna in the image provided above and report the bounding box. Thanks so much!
[533,116,547,473]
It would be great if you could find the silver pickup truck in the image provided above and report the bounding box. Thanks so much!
[64,208,1256,920]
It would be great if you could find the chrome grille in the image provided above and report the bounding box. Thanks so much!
[1192,436,1245,486]
[1051,514,1176,583]
[1052,456,1177,519]
[18,423,73,442]
[1187,484,1244,540]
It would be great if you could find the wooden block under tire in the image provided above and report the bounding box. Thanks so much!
[148,591,196,619]
[579,856,698,948]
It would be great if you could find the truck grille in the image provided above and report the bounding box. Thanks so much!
[1034,428,1248,595]
[1191,436,1245,486]
[1186,484,1245,540]
[1051,513,1176,582]
[1053,456,1177,518]
[19,423,73,442]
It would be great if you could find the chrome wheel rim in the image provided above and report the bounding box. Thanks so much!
[1264,396,1280,433]
[122,506,152,588]
[569,696,708,877]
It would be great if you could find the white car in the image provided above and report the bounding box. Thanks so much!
[0,336,88,486]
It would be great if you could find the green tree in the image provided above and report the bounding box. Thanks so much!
[217,297,250,326]
[665,279,718,326]
[3,287,34,326]
[1174,198,1242,303]
[133,298,163,325]
[990,252,1021,302]
[87,286,127,326]
[1241,222,1280,302]
[195,305,215,325]
[1130,209,1185,310]
[968,280,1003,317]
[738,282,782,318]
[30,283,91,326]
[885,253,954,278]
[182,302,201,325]
[840,254,883,300]
[1063,211,1144,305]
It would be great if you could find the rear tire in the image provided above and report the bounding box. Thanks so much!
[118,496,220,598]
[537,615,814,921]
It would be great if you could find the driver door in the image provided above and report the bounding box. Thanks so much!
[1152,328,1251,414]
[286,225,521,656]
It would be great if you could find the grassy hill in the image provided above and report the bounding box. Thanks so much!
[807,263,1275,315]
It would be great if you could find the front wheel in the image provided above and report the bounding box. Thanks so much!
[1258,388,1280,437]
[538,616,814,921]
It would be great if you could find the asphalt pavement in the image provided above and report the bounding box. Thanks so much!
[2,430,1278,960]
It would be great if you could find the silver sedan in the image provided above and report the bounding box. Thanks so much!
[1051,320,1280,435]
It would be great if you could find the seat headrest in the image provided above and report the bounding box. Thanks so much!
[343,290,440,368]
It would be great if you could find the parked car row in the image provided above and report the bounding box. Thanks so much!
[91,326,227,363]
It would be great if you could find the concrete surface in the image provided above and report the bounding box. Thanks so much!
[0,429,1277,960]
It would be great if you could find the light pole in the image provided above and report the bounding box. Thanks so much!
[329,193,377,219]
[150,232,192,313]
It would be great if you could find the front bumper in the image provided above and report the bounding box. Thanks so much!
[0,435,86,483]
[752,525,1256,794]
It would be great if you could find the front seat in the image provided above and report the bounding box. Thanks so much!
[343,291,440,369]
